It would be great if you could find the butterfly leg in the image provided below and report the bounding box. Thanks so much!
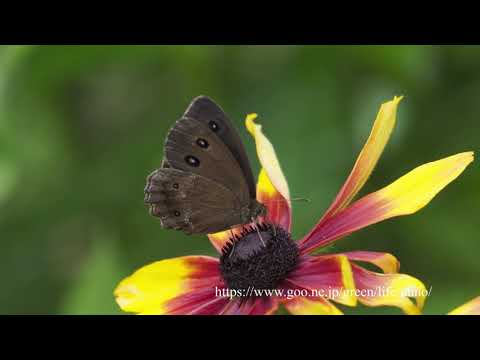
[229,228,236,258]
[251,217,266,247]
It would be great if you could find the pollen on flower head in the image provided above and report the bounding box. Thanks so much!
[219,223,299,297]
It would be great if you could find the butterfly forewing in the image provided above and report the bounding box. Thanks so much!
[183,96,257,198]
[164,117,250,204]
[145,96,266,235]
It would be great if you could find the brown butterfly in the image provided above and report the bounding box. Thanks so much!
[144,96,266,235]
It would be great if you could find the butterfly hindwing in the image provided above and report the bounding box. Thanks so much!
[145,168,245,235]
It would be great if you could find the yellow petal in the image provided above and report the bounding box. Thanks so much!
[448,296,480,315]
[245,113,290,204]
[334,254,357,306]
[257,168,292,231]
[257,167,278,198]
[114,256,220,314]
[285,296,343,315]
[299,152,474,254]
[208,226,243,253]
[377,152,474,217]
[322,96,402,219]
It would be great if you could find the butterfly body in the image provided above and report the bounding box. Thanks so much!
[144,96,266,235]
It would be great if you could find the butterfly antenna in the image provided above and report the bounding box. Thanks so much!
[291,197,311,202]
[251,218,266,247]
[265,198,311,204]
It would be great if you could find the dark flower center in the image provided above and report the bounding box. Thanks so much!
[219,223,299,297]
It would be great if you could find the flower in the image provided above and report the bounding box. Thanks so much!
[448,296,480,315]
[114,96,473,315]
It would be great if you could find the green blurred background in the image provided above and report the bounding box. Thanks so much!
[0,45,477,315]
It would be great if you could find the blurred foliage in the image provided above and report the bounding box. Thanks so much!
[0,45,478,314]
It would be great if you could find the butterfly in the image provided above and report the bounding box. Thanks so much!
[144,96,266,235]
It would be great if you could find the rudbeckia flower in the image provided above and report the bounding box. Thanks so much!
[114,96,473,315]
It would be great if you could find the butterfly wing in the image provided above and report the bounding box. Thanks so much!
[183,96,256,199]
[164,116,251,205]
[145,168,244,235]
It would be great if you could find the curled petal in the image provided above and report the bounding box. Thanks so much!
[285,255,357,306]
[245,113,290,204]
[208,113,292,251]
[284,296,343,315]
[351,263,427,315]
[318,96,402,222]
[448,296,480,315]
[257,168,292,231]
[343,251,400,274]
[114,256,225,315]
[299,152,474,253]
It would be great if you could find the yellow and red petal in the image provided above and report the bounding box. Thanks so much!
[257,168,292,231]
[246,297,279,315]
[318,96,402,222]
[166,288,231,315]
[208,168,291,251]
[219,299,244,315]
[207,112,293,250]
[220,297,279,315]
[114,255,225,315]
[245,113,291,205]
[299,152,474,253]
[208,225,243,253]
[284,254,357,307]
[448,296,480,315]
[343,251,400,274]
[284,296,343,315]
[351,263,427,315]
